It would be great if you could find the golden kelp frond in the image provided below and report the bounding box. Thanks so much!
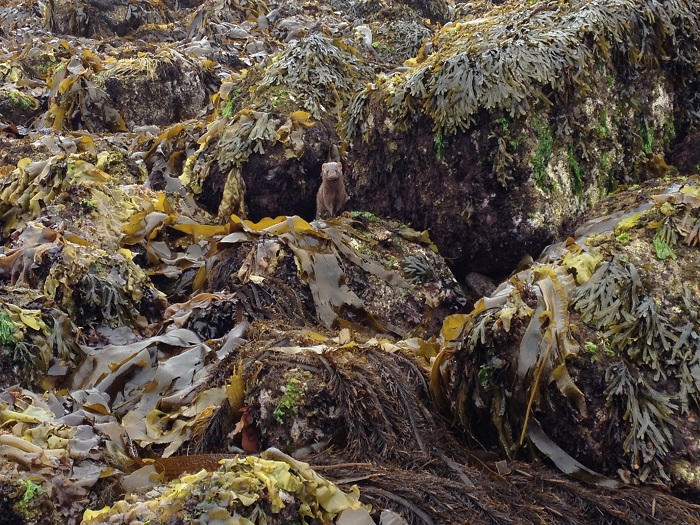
[83,451,367,525]
[47,67,126,132]
[0,303,52,388]
[0,386,132,522]
[0,153,147,242]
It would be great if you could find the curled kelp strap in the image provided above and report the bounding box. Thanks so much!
[527,419,620,488]
[513,265,620,486]
[516,266,586,445]
[220,215,412,334]
[280,219,403,335]
[322,225,410,289]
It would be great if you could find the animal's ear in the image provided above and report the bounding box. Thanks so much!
[328,143,341,163]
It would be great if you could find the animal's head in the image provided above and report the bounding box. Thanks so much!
[322,162,343,181]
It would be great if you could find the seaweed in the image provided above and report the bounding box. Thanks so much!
[403,253,435,284]
[575,256,678,375]
[607,296,678,375]
[572,231,700,478]
[10,340,48,388]
[258,35,374,120]
[347,0,700,138]
[78,270,134,327]
[0,304,55,387]
[0,311,15,345]
[215,109,278,171]
[653,216,680,260]
[373,20,433,64]
[341,85,374,142]
[46,59,126,133]
[605,360,677,482]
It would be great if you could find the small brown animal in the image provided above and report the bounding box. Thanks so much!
[316,161,348,219]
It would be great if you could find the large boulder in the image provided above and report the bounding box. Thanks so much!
[341,0,700,279]
[431,174,700,495]
[95,50,218,129]
[45,0,174,38]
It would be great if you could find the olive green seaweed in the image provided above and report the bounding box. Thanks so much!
[403,253,435,284]
[605,361,677,482]
[345,0,700,138]
[259,35,374,120]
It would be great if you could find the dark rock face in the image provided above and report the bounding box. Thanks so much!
[242,123,338,221]
[46,0,173,38]
[98,52,217,128]
[673,130,700,175]
[345,116,554,278]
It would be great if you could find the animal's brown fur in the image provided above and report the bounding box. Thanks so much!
[316,161,348,219]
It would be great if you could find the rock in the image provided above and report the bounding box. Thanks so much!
[96,50,218,128]
[341,0,700,279]
[431,176,700,495]
[0,88,40,126]
[464,271,496,300]
[672,130,700,175]
[46,0,174,38]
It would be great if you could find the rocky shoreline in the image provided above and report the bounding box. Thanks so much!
[1,0,700,523]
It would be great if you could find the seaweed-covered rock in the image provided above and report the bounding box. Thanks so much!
[342,0,700,278]
[96,50,218,128]
[0,89,40,126]
[431,174,700,494]
[183,34,376,221]
[6,0,700,522]
[46,0,174,38]
[202,214,464,336]
[82,452,367,525]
